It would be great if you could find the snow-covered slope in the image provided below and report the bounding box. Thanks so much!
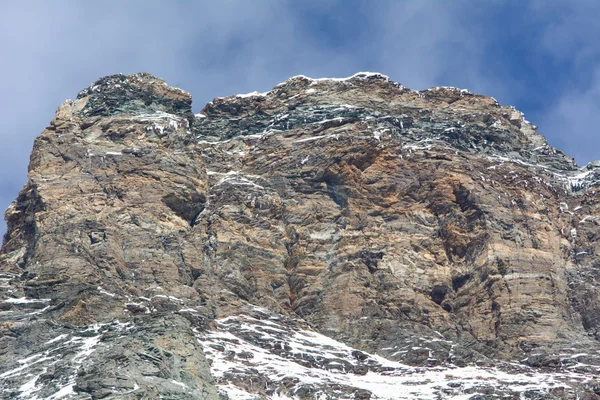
[199,307,598,399]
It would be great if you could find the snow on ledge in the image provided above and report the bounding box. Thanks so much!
[236,91,268,98]
[283,71,391,85]
[4,297,51,304]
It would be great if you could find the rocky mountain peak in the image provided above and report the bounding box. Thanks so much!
[2,73,600,399]
[75,72,194,123]
[197,72,578,176]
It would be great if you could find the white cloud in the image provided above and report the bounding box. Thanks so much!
[539,67,600,165]
[369,1,503,96]
[531,0,600,66]
[528,0,600,165]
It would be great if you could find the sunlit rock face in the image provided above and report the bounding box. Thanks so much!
[2,72,600,399]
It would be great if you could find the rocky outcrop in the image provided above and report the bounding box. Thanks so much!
[2,72,600,399]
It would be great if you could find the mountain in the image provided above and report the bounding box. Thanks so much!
[2,72,600,399]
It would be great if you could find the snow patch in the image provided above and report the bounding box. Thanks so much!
[295,133,340,143]
[215,171,265,190]
[309,229,335,241]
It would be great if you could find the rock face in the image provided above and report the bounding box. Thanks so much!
[2,72,600,399]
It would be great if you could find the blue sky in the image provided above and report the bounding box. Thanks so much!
[1,1,600,238]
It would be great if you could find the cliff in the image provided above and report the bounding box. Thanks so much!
[2,72,600,399]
